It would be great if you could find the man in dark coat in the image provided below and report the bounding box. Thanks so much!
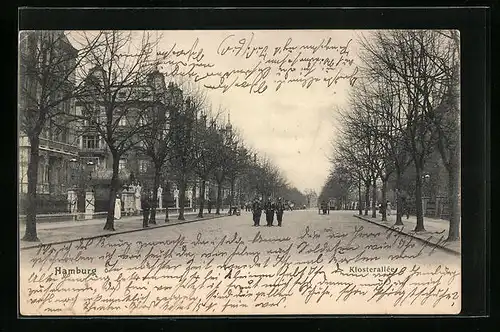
[397,189,410,219]
[141,193,151,228]
[251,197,262,226]
[207,198,213,214]
[275,197,285,227]
[264,197,275,226]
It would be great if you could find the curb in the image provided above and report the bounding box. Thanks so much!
[20,214,227,251]
[353,215,461,256]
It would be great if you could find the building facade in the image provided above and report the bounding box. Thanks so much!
[18,31,79,197]
[74,68,173,201]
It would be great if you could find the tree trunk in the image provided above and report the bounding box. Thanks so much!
[149,165,160,224]
[229,178,235,215]
[197,179,206,218]
[103,153,119,231]
[22,136,40,242]
[192,179,197,212]
[447,160,460,241]
[164,180,170,222]
[216,181,222,214]
[358,180,363,216]
[381,178,388,221]
[178,178,186,221]
[371,177,377,218]
[364,181,370,216]
[358,179,363,215]
[414,164,426,232]
[395,169,404,226]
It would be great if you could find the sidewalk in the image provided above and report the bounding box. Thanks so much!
[19,210,225,250]
[354,213,461,255]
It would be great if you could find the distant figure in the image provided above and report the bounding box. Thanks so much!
[157,186,163,209]
[141,193,151,228]
[275,197,285,227]
[134,182,142,214]
[252,197,263,226]
[387,200,392,216]
[397,189,410,219]
[114,194,121,220]
[264,197,275,226]
[379,202,385,215]
[207,198,213,214]
[320,200,328,214]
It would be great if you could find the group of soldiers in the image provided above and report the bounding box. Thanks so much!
[250,196,287,227]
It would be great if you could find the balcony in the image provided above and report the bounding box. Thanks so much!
[79,145,108,157]
[18,137,79,157]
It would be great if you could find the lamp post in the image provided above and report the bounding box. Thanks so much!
[68,158,79,219]
[77,160,94,191]
[422,173,431,196]
[84,161,95,220]
[69,158,78,189]
[421,173,431,216]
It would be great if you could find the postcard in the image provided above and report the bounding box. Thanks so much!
[18,29,461,315]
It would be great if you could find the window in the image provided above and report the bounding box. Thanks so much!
[138,116,145,126]
[119,159,127,171]
[44,163,49,184]
[61,128,68,143]
[82,135,100,149]
[119,116,127,127]
[82,108,99,126]
[138,160,149,173]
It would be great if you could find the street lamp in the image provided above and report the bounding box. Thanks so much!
[422,173,431,196]
[69,158,78,189]
[85,161,94,190]
[421,173,431,217]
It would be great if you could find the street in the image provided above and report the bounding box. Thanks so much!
[20,210,460,315]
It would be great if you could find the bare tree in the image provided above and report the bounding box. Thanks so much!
[359,30,449,232]
[73,31,159,231]
[224,131,251,213]
[320,162,356,210]
[19,31,101,241]
[428,30,461,241]
[212,119,233,214]
[193,113,220,218]
[332,127,372,216]
[133,73,173,224]
[336,88,386,219]
[168,96,198,220]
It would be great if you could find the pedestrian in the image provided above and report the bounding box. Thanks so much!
[321,200,328,214]
[397,189,410,219]
[141,193,151,228]
[251,197,262,226]
[207,198,212,214]
[387,200,392,216]
[275,197,285,227]
[379,202,385,215]
[114,194,122,220]
[264,197,275,226]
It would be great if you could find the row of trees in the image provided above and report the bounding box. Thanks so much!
[19,30,306,241]
[324,30,460,241]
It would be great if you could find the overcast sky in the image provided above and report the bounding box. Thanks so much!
[70,30,362,194]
